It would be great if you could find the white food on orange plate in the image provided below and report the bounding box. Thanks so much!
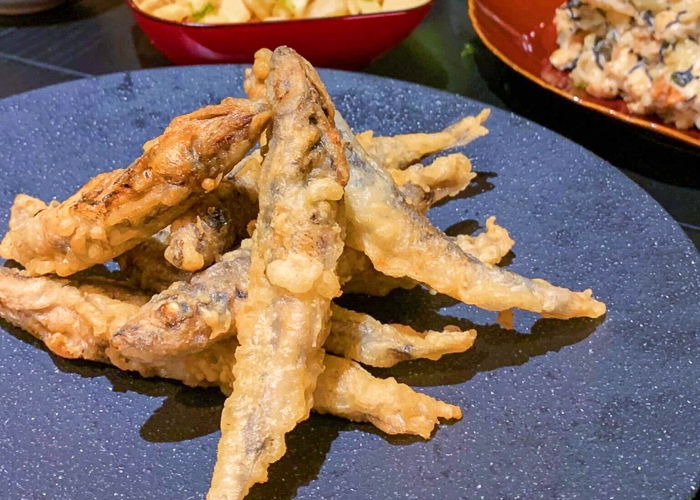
[550,0,700,130]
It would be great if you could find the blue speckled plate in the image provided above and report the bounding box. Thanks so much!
[0,67,698,500]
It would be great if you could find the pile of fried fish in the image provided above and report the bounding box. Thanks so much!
[0,47,606,499]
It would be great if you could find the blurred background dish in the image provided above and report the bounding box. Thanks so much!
[126,0,433,69]
[0,0,64,15]
[468,0,700,148]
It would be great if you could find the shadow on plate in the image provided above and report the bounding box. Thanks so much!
[433,171,498,211]
[246,416,347,500]
[1,273,604,499]
[337,286,604,387]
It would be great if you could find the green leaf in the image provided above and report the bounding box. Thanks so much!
[192,1,216,21]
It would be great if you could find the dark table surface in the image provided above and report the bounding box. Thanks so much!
[0,0,698,249]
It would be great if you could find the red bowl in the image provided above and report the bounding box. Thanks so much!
[468,0,700,147]
[126,0,433,70]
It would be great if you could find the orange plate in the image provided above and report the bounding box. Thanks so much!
[468,0,700,148]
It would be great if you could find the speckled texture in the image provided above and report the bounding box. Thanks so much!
[0,67,698,500]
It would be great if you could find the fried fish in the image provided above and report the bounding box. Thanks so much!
[0,266,459,439]
[0,99,270,276]
[208,47,348,499]
[335,112,606,319]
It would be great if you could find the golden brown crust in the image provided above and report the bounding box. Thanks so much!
[208,46,348,499]
[454,216,515,267]
[314,355,461,439]
[163,152,261,272]
[336,113,606,319]
[0,99,270,276]
[0,267,148,361]
[8,194,48,230]
[113,242,477,370]
[116,229,192,292]
[390,153,476,214]
[326,304,476,367]
[0,267,457,438]
[112,246,251,364]
[356,109,490,170]
[341,217,515,296]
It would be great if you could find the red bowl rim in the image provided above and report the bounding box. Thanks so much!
[467,0,700,148]
[126,0,434,28]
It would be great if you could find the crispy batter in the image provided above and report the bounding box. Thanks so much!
[116,151,481,295]
[115,243,475,367]
[163,152,261,272]
[455,216,514,267]
[208,47,348,499]
[356,109,490,170]
[326,304,476,367]
[4,196,191,293]
[0,267,148,361]
[336,113,606,319]
[148,58,484,275]
[0,45,610,499]
[124,150,474,283]
[116,229,192,292]
[112,245,251,364]
[314,355,461,439]
[156,136,474,271]
[246,50,486,172]
[0,99,270,277]
[389,153,476,214]
[8,194,48,230]
[242,48,272,100]
[0,267,455,438]
[342,217,515,296]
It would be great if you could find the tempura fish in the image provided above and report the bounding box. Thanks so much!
[244,51,488,172]
[0,267,148,361]
[113,243,476,367]
[335,112,606,319]
[163,152,261,272]
[0,99,270,276]
[208,47,348,499]
[356,109,490,171]
[244,48,603,319]
[153,135,476,272]
[0,266,459,438]
[342,216,514,297]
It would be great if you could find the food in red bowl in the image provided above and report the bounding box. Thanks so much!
[126,0,433,69]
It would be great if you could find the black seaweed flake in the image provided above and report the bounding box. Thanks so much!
[642,10,654,27]
[659,40,669,63]
[563,57,580,71]
[671,66,695,87]
[593,37,613,70]
[628,60,644,74]
[565,0,581,21]
[665,10,687,30]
